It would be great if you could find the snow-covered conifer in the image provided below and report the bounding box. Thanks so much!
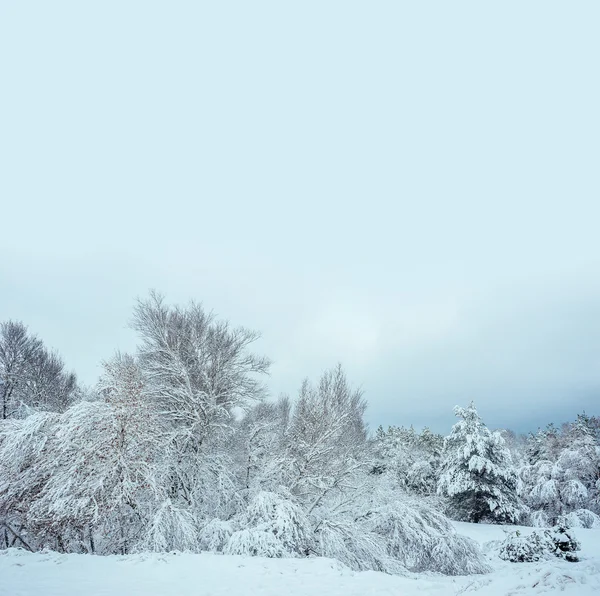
[437,402,525,523]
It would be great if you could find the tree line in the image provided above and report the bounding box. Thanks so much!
[0,292,598,575]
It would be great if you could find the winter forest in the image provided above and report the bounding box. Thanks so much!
[1,292,599,577]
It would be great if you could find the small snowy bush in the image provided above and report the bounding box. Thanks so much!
[498,530,552,562]
[498,526,580,563]
[548,525,580,562]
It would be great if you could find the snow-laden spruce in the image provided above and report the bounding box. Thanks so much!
[437,402,526,524]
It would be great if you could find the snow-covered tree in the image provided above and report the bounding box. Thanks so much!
[285,365,369,516]
[225,366,376,566]
[131,292,270,523]
[28,354,162,553]
[10,296,592,575]
[0,410,59,550]
[234,397,290,492]
[226,366,490,576]
[519,413,600,525]
[373,425,444,495]
[363,492,490,574]
[225,491,311,558]
[0,321,77,419]
[438,402,525,524]
[132,291,270,442]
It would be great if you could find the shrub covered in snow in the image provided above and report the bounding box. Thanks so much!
[547,525,580,562]
[218,484,492,576]
[498,530,552,562]
[498,526,580,564]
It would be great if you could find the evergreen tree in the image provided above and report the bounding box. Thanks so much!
[437,402,525,524]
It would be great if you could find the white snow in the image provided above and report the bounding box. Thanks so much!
[1,522,599,596]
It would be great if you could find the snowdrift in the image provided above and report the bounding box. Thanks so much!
[1,522,599,596]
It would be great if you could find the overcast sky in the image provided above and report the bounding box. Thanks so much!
[1,2,599,434]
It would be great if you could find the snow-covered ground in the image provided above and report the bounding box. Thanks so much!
[1,523,599,596]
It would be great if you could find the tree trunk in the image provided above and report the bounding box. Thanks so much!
[2,522,34,552]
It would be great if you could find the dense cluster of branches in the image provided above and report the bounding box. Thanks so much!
[0,292,598,576]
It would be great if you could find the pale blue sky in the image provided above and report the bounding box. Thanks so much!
[1,2,599,433]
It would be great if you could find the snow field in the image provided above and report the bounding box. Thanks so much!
[1,523,599,596]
